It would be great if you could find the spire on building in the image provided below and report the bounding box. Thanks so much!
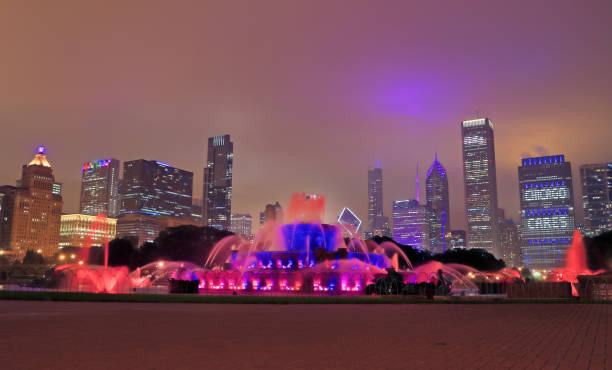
[27,145,51,167]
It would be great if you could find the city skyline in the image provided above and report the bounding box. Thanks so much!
[1,2,612,230]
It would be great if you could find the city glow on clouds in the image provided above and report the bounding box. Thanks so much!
[0,1,611,229]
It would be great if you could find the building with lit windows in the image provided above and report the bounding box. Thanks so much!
[446,230,467,249]
[366,164,391,238]
[116,212,200,247]
[461,118,500,256]
[204,135,233,230]
[120,159,193,218]
[0,147,63,259]
[59,214,117,248]
[498,209,521,267]
[426,154,450,253]
[337,207,362,237]
[580,163,612,236]
[392,199,429,251]
[259,202,283,226]
[519,155,575,269]
[52,182,62,196]
[79,158,120,217]
[230,213,253,239]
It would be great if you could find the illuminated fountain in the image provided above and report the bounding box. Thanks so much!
[195,193,477,295]
[54,213,133,293]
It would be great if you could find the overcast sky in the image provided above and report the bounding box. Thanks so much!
[1,1,611,230]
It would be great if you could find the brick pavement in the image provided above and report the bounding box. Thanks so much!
[0,301,609,369]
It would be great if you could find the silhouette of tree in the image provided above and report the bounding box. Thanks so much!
[433,248,505,271]
[22,250,46,265]
[370,236,505,271]
[585,231,612,271]
[108,238,136,267]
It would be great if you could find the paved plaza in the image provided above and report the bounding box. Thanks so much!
[0,301,609,369]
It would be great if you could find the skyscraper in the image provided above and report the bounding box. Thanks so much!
[367,164,391,238]
[120,160,193,218]
[580,163,612,236]
[426,154,450,253]
[392,199,429,251]
[519,155,575,269]
[204,135,233,230]
[0,147,63,259]
[79,158,120,217]
[461,118,500,256]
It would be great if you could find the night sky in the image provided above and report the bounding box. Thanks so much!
[1,1,611,230]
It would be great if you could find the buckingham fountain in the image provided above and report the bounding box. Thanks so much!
[48,193,609,298]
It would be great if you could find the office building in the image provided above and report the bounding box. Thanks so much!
[79,158,120,217]
[519,155,575,269]
[367,164,391,238]
[230,213,253,239]
[116,213,200,247]
[59,214,117,248]
[446,230,467,249]
[259,202,283,225]
[120,159,193,218]
[0,147,63,259]
[498,209,521,267]
[426,154,450,253]
[580,163,612,236]
[461,118,500,256]
[337,207,362,236]
[204,135,233,230]
[392,199,429,251]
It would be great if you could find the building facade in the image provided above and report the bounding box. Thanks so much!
[426,155,450,254]
[59,214,117,248]
[497,209,521,267]
[461,118,500,256]
[392,199,429,251]
[337,207,362,237]
[79,158,120,217]
[259,202,283,226]
[230,213,253,239]
[204,135,233,230]
[446,230,467,249]
[367,164,391,238]
[116,213,200,247]
[519,155,575,269]
[120,160,193,218]
[580,163,612,236]
[0,147,63,259]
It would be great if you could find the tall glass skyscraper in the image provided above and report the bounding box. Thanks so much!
[519,155,575,269]
[120,160,193,218]
[461,118,500,256]
[367,164,391,237]
[204,135,233,230]
[392,199,429,251]
[426,154,450,253]
[79,158,120,217]
[580,163,612,236]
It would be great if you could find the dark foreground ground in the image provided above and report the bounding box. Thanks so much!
[0,301,609,370]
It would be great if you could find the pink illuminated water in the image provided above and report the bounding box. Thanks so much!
[55,213,135,293]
